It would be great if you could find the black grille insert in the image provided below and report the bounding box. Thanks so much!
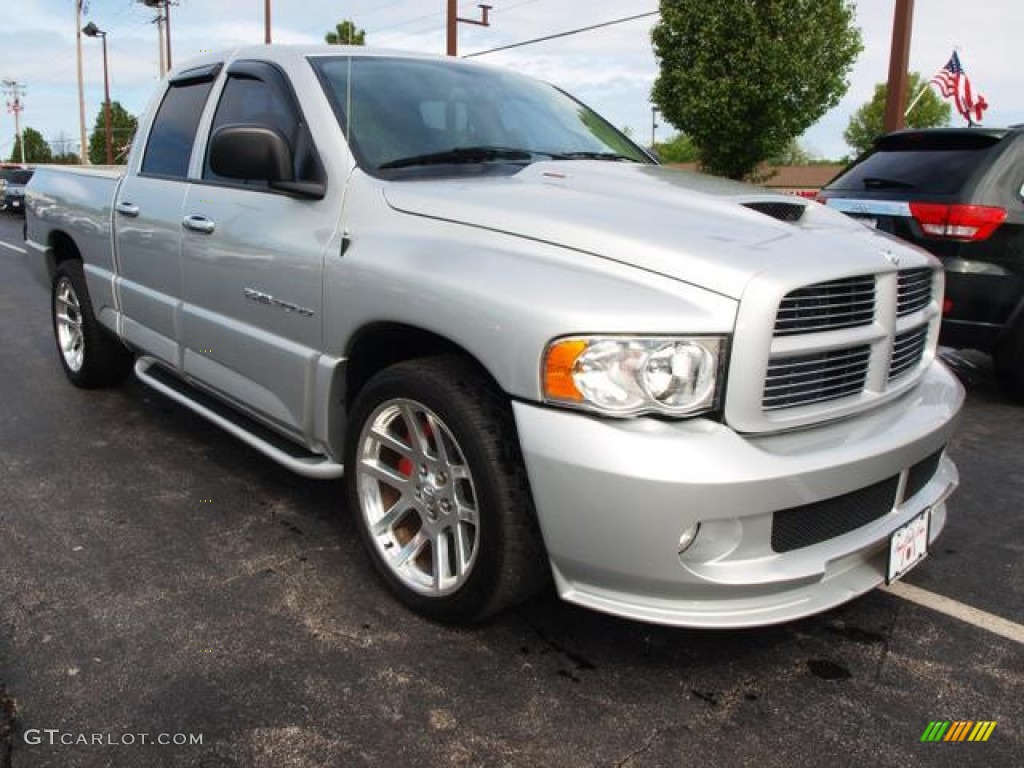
[775,276,876,336]
[771,476,899,553]
[905,449,944,501]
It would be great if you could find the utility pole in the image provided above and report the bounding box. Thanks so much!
[265,0,272,43]
[156,12,166,77]
[883,0,915,132]
[447,1,492,57]
[164,1,173,70]
[140,1,172,76]
[76,0,89,164]
[2,80,26,165]
[651,107,658,150]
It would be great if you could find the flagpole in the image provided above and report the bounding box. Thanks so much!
[904,81,932,118]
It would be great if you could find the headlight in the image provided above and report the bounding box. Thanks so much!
[542,336,725,417]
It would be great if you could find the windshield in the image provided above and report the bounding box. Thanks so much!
[310,56,652,176]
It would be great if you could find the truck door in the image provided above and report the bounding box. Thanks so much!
[179,60,336,438]
[113,63,220,365]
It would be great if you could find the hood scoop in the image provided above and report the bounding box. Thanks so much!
[742,200,807,223]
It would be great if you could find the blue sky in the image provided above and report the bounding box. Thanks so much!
[1,1,1021,162]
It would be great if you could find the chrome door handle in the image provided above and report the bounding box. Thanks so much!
[182,215,216,234]
[115,201,140,217]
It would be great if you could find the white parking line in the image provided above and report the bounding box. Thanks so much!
[884,581,1024,645]
[0,239,26,254]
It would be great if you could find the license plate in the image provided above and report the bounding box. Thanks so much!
[887,508,929,583]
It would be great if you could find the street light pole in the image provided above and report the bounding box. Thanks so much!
[83,22,113,165]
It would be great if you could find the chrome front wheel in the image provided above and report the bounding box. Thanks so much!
[356,398,480,597]
[344,356,547,623]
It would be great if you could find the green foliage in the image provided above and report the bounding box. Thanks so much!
[325,20,366,45]
[768,139,818,166]
[52,152,82,165]
[652,0,861,180]
[843,72,952,156]
[654,133,698,163]
[88,101,137,165]
[8,127,52,164]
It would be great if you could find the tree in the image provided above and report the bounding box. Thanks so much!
[52,152,81,165]
[651,0,861,180]
[654,133,699,163]
[8,127,52,164]
[843,72,952,156]
[325,20,366,45]
[88,101,137,165]
[768,139,818,166]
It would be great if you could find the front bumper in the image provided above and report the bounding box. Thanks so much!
[513,362,964,628]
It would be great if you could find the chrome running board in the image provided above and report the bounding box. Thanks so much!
[134,356,345,479]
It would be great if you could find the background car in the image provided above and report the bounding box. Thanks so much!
[817,127,1024,401]
[1,167,34,215]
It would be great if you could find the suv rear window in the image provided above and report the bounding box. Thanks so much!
[825,133,1005,196]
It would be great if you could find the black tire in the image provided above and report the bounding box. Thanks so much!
[344,355,548,624]
[51,260,133,388]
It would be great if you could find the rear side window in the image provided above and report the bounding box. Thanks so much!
[142,73,218,178]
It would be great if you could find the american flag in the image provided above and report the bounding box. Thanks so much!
[930,51,988,124]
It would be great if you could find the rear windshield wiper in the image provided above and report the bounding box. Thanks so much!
[861,176,915,190]
[378,146,534,170]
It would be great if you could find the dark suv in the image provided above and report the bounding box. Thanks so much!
[0,167,33,215]
[818,127,1024,401]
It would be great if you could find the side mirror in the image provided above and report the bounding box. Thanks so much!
[208,125,326,199]
[209,125,292,181]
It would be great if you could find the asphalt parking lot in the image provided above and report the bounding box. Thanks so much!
[0,212,1020,768]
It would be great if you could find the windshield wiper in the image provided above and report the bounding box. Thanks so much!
[548,151,640,162]
[378,146,534,170]
[861,176,915,190]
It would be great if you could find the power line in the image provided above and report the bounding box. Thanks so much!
[463,10,659,58]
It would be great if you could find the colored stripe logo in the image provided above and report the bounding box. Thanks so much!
[921,721,997,742]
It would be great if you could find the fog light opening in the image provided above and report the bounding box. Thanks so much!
[677,523,701,555]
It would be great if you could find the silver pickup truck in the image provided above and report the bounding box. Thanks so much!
[26,46,963,628]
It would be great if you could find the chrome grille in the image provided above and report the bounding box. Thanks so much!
[726,265,942,432]
[889,326,928,381]
[897,268,933,316]
[774,276,875,336]
[763,346,871,411]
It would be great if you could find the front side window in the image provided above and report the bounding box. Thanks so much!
[141,69,218,179]
[310,56,651,177]
[203,62,324,189]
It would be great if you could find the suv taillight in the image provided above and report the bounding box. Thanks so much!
[909,202,1006,242]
